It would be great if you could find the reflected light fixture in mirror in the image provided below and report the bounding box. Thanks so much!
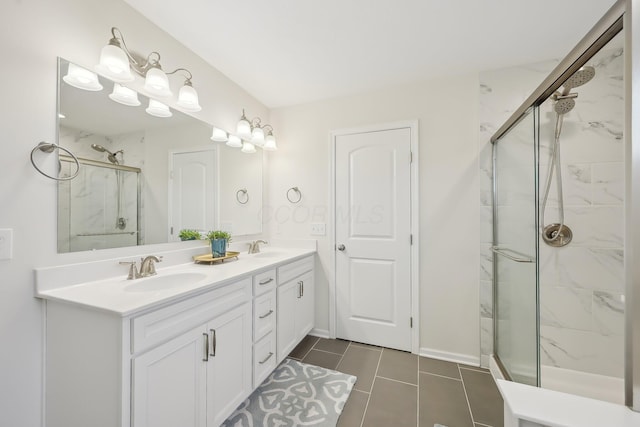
[241,141,256,154]
[236,110,252,140]
[109,83,141,106]
[210,127,228,142]
[146,99,172,118]
[95,27,201,112]
[63,63,103,91]
[227,135,242,148]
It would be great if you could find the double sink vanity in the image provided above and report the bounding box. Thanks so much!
[35,243,315,427]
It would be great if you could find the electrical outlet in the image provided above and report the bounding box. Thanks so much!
[310,223,326,236]
[0,229,13,260]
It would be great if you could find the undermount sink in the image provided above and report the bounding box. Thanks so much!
[124,272,208,292]
[250,251,285,258]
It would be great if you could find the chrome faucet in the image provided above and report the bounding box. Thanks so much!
[248,240,268,254]
[140,255,162,277]
[120,255,163,280]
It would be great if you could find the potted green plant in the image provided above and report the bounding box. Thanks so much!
[206,230,232,258]
[178,229,202,241]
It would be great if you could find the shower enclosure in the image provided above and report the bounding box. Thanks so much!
[490,0,637,409]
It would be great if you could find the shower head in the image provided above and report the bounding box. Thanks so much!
[554,97,576,115]
[561,66,595,94]
[91,144,121,164]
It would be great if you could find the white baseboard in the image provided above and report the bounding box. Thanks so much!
[419,347,480,367]
[309,328,330,339]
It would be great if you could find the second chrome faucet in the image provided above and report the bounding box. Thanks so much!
[248,240,268,254]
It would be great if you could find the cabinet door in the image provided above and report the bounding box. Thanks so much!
[206,303,252,427]
[296,271,315,338]
[132,325,207,427]
[277,278,299,362]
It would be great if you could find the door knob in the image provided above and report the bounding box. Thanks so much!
[337,244,346,251]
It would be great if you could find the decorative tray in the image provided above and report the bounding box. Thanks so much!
[193,251,240,265]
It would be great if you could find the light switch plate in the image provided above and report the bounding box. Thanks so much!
[0,229,13,260]
[310,223,326,236]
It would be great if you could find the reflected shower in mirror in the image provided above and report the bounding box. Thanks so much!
[56,58,263,253]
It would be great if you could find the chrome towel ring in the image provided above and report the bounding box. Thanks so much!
[236,188,249,204]
[286,186,302,203]
[30,142,80,181]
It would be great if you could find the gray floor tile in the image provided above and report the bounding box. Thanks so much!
[460,369,504,427]
[377,348,418,385]
[337,345,382,393]
[419,372,474,427]
[314,337,350,355]
[350,341,382,352]
[419,356,461,379]
[363,377,417,427]
[301,349,343,370]
[289,335,319,359]
[337,390,369,427]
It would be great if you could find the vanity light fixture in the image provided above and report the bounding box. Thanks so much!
[210,127,229,142]
[227,135,242,148]
[146,99,172,118]
[235,109,278,152]
[96,27,201,112]
[63,63,103,91]
[241,141,257,154]
[109,83,141,106]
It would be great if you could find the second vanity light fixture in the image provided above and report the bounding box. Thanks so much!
[95,27,201,114]
[210,109,278,153]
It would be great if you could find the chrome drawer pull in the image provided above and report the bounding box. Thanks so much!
[259,277,274,285]
[258,352,274,365]
[210,329,216,357]
[259,309,274,319]
[203,333,209,362]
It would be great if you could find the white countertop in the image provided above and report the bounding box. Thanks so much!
[35,245,315,317]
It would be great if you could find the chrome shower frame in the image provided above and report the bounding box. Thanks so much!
[490,0,639,411]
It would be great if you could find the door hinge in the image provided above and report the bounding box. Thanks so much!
[169,170,174,180]
[170,226,174,235]
[410,151,413,164]
[410,234,413,245]
[410,317,413,328]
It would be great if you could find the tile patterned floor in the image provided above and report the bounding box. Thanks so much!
[288,336,504,427]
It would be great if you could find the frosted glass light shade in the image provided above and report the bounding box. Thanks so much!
[236,118,252,140]
[226,135,242,148]
[144,67,172,98]
[241,141,256,153]
[63,63,103,91]
[95,44,134,82]
[251,127,265,146]
[146,99,172,118]
[177,84,201,112]
[263,134,277,151]
[108,83,141,106]
[211,127,228,142]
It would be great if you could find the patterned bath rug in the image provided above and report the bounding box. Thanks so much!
[222,358,357,427]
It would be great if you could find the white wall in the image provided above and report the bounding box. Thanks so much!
[0,1,268,425]
[268,74,481,362]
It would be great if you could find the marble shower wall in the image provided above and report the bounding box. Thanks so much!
[478,39,624,379]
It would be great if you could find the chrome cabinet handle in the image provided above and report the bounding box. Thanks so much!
[297,281,302,298]
[490,246,535,263]
[337,244,345,251]
[259,277,274,285]
[259,309,274,319]
[258,352,274,365]
[210,329,216,357]
[301,280,304,297]
[203,333,209,362]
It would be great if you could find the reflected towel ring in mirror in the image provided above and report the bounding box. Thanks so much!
[286,187,302,203]
[30,142,80,181]
[236,188,249,204]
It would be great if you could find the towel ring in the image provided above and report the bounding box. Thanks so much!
[286,186,302,203]
[30,142,80,181]
[236,188,249,204]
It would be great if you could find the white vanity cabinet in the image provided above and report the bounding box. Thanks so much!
[276,256,315,362]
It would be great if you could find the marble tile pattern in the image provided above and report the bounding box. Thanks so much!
[478,42,625,379]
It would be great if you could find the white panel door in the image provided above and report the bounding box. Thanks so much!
[132,325,207,427]
[170,149,216,240]
[335,128,412,351]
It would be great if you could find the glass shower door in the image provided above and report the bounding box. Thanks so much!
[492,107,539,386]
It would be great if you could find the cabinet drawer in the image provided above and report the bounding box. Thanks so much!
[253,269,276,296]
[254,289,276,342]
[132,277,251,354]
[277,255,313,284]
[253,332,277,387]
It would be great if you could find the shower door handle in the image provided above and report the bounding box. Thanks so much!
[491,246,534,263]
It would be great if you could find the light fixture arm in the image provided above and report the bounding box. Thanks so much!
[262,124,274,135]
[165,67,194,85]
[108,27,166,77]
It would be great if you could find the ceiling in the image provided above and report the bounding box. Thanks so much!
[123,0,618,108]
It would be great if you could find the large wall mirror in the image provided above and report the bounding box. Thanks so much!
[56,58,263,253]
